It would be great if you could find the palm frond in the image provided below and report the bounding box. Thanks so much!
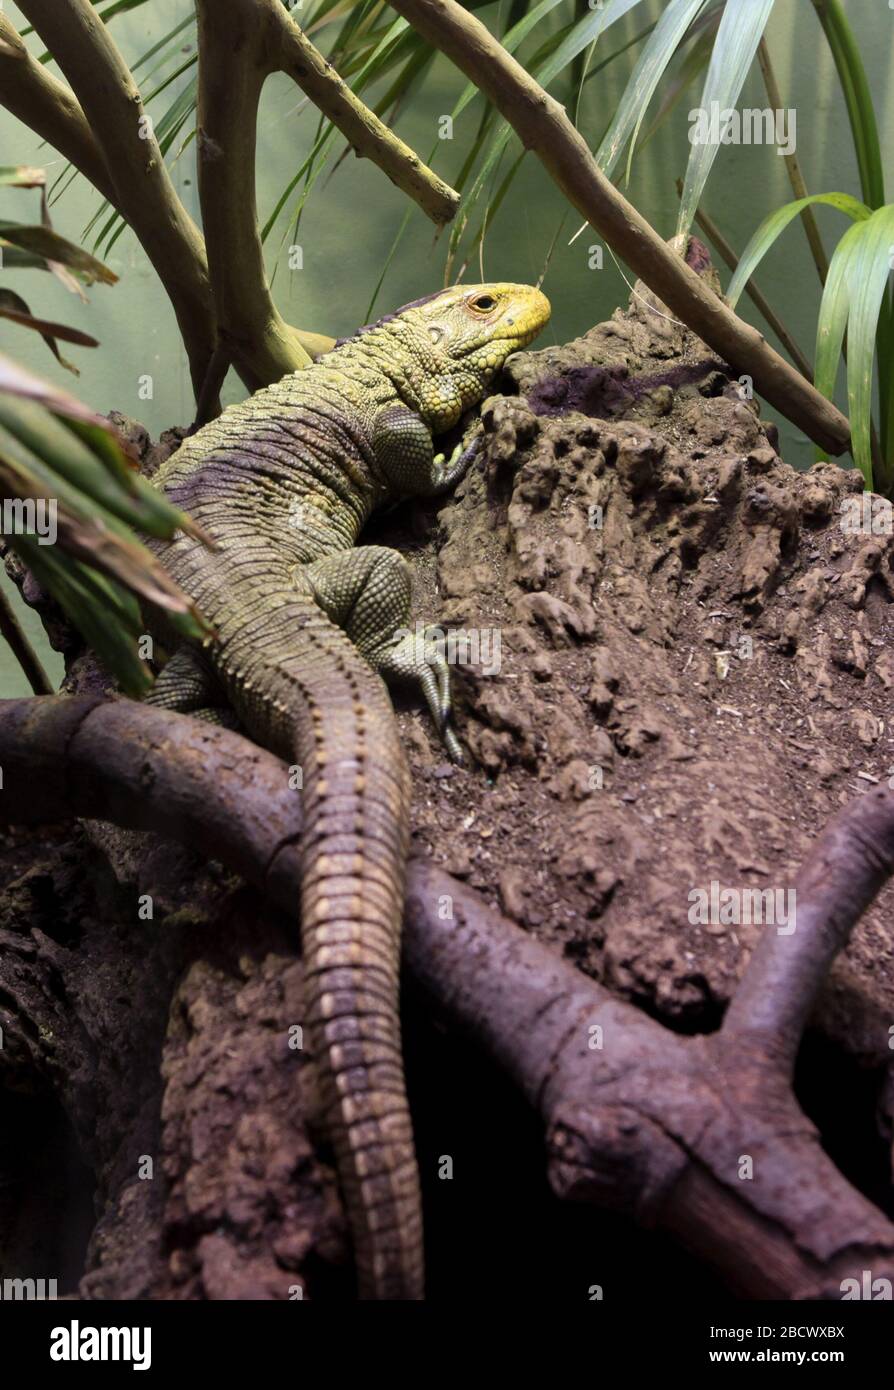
[0,353,210,692]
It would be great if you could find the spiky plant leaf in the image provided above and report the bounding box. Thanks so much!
[0,352,211,690]
[813,206,894,489]
[677,0,777,238]
[596,0,706,182]
[726,193,870,309]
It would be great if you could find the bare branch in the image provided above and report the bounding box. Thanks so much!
[16,0,217,399]
[193,0,455,387]
[386,0,851,458]
[194,0,312,388]
[0,696,300,890]
[404,864,894,1300]
[0,14,116,207]
[3,6,334,396]
[265,0,459,225]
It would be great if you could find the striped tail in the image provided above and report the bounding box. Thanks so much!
[216,594,424,1299]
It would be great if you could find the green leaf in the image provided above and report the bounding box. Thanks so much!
[452,0,567,126]
[95,0,156,24]
[11,534,153,696]
[677,0,777,238]
[0,350,207,539]
[596,0,705,181]
[811,0,885,211]
[727,192,870,309]
[450,0,643,262]
[634,5,722,153]
[0,340,211,688]
[132,12,196,76]
[0,223,118,286]
[0,245,51,272]
[0,393,192,540]
[0,288,97,372]
[814,222,864,407]
[538,0,642,88]
[830,207,894,487]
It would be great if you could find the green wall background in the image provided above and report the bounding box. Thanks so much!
[2,0,893,693]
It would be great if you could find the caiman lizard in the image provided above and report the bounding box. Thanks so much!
[146,283,551,1298]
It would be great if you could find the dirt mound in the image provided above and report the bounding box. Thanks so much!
[378,264,894,1061]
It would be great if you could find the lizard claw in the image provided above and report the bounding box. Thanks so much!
[374,625,465,762]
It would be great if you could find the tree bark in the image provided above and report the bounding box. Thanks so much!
[16,0,218,400]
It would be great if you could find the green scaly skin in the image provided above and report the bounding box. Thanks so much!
[146,283,551,1299]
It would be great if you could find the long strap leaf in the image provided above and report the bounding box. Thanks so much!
[597,0,706,182]
[727,192,870,309]
[677,0,776,238]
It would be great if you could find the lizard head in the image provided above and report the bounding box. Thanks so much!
[414,282,551,360]
[417,279,549,374]
[337,283,551,434]
[397,282,551,429]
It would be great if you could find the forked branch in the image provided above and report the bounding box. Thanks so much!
[3,1,455,396]
[723,784,894,1072]
[194,0,313,388]
[193,0,458,387]
[0,14,117,207]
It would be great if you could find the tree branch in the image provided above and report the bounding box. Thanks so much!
[723,784,894,1074]
[3,695,894,1298]
[386,0,851,458]
[404,863,894,1299]
[15,0,217,400]
[265,0,459,225]
[193,0,312,389]
[193,0,456,388]
[5,1,440,396]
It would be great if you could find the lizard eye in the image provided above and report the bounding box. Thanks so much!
[470,294,497,313]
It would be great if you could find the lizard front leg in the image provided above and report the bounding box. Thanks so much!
[302,547,464,762]
[371,403,481,497]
